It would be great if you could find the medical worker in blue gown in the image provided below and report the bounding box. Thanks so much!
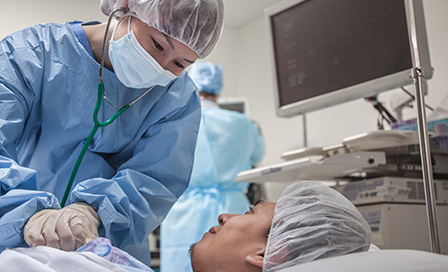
[160,62,266,272]
[0,0,224,266]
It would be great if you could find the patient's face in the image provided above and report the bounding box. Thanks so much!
[190,201,276,271]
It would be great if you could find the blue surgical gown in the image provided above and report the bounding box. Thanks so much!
[160,99,265,272]
[0,22,201,266]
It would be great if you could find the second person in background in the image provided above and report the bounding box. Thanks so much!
[160,62,266,272]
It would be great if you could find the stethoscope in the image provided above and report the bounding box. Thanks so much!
[60,8,154,207]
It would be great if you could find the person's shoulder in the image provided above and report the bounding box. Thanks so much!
[207,107,251,122]
[220,108,248,119]
[171,71,198,94]
[3,22,72,46]
[1,23,78,60]
[159,71,201,113]
[14,22,69,36]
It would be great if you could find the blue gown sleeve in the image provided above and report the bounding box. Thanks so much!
[0,29,63,249]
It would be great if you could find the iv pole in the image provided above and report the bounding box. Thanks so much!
[303,114,308,147]
[407,0,441,254]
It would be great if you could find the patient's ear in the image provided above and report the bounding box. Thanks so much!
[245,248,265,268]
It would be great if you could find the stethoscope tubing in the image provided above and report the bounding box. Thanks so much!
[60,83,130,207]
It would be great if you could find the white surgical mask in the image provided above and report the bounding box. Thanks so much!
[109,16,178,89]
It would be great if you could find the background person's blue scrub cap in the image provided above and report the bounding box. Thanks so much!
[188,62,224,95]
[101,0,224,58]
[263,181,372,272]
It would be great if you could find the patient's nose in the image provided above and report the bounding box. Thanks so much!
[218,213,237,225]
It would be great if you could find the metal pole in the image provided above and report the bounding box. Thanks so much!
[411,67,441,254]
[406,0,441,253]
[302,113,308,147]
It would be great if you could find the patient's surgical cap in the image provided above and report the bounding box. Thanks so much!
[263,181,372,272]
[188,62,224,95]
[100,0,224,58]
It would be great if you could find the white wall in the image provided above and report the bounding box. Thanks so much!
[204,0,448,201]
[201,26,239,97]
[0,0,106,39]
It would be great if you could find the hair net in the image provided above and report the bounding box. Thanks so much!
[263,181,372,272]
[100,0,224,58]
[188,62,224,95]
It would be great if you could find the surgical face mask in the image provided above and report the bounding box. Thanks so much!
[109,16,178,89]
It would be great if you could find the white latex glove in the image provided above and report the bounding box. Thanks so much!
[24,203,100,251]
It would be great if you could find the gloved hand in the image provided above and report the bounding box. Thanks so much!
[24,203,100,251]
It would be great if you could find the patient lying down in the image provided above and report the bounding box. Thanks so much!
[0,181,372,272]
[189,181,373,272]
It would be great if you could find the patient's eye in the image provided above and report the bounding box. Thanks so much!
[245,206,254,214]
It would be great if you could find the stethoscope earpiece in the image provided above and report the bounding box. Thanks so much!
[100,8,130,83]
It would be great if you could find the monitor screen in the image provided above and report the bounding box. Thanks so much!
[266,0,432,117]
[219,102,246,114]
[218,97,250,116]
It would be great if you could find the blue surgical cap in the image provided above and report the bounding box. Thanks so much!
[188,62,224,95]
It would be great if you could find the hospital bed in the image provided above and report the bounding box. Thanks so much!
[2,243,448,271]
[278,249,448,272]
